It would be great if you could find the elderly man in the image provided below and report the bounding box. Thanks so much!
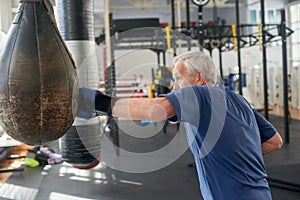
[78,50,282,200]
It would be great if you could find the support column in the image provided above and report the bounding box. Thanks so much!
[260,0,269,119]
[280,10,290,143]
[186,0,191,50]
[235,0,243,95]
[197,5,204,51]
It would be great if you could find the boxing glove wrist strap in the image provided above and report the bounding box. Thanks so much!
[94,92,118,117]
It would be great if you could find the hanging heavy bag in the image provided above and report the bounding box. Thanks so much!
[0,0,78,145]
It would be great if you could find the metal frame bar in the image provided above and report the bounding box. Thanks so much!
[280,10,290,143]
[235,0,243,95]
[112,24,293,52]
[105,13,120,156]
[260,0,269,119]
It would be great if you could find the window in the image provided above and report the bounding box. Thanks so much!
[276,10,282,23]
[267,10,274,23]
[250,10,257,24]
[287,1,300,67]
[249,9,283,24]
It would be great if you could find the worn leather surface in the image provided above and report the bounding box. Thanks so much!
[0,1,78,145]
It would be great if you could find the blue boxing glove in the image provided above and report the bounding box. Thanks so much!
[76,87,117,119]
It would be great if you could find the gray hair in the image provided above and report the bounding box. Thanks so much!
[174,50,218,84]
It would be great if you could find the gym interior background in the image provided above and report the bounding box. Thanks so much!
[0,0,300,199]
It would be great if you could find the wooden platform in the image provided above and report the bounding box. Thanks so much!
[0,144,32,186]
[269,105,300,121]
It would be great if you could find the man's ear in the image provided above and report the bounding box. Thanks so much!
[196,71,206,85]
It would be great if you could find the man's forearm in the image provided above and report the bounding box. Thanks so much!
[112,98,176,122]
[262,142,278,155]
[262,132,283,155]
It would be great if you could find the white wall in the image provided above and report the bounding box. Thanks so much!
[0,31,6,52]
[0,1,13,51]
[0,9,3,49]
[203,7,248,24]
[95,2,248,35]
[247,0,287,10]
[0,0,13,34]
[217,45,291,108]
[114,49,158,81]
[291,66,300,108]
[96,44,203,82]
[111,6,248,25]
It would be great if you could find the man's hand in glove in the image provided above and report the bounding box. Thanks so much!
[76,87,117,119]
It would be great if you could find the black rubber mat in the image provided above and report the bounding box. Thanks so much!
[0,122,202,200]
[265,115,300,199]
[1,116,300,200]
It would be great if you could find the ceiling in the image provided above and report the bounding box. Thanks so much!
[93,0,248,34]
[94,0,247,13]
[8,0,288,35]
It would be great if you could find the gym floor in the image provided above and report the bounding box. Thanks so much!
[0,116,300,200]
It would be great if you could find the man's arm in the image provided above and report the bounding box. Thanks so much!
[250,109,283,155]
[261,132,282,155]
[112,97,176,122]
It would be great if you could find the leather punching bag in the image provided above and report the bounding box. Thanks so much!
[0,0,77,145]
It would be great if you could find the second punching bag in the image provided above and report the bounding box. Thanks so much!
[0,0,77,145]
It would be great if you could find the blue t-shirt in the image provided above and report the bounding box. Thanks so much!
[163,85,276,200]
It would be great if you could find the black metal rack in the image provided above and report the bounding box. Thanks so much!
[100,4,294,159]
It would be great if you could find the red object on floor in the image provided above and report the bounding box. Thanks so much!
[73,160,100,169]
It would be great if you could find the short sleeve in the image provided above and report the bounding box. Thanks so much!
[160,85,203,126]
[160,92,181,122]
[253,109,277,143]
